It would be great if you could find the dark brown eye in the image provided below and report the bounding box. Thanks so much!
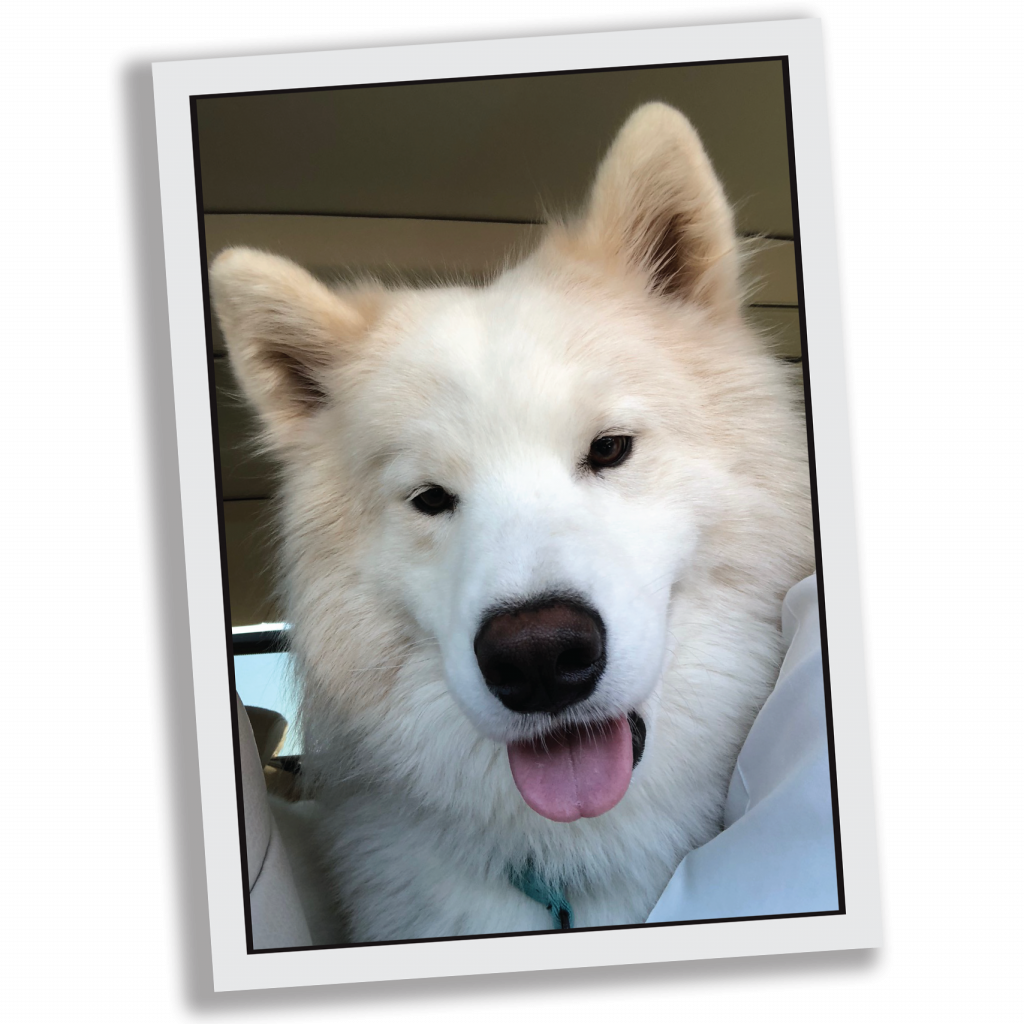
[587,435,633,470]
[411,486,457,516]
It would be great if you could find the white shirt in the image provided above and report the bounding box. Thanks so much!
[647,575,841,922]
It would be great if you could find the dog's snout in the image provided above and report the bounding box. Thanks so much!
[474,600,606,714]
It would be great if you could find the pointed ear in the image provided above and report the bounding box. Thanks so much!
[209,248,373,449]
[573,103,741,315]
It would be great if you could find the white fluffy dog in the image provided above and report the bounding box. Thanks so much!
[211,102,814,942]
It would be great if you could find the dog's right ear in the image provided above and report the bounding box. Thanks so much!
[570,103,742,316]
[209,248,372,449]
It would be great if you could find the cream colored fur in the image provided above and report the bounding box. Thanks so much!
[211,103,814,943]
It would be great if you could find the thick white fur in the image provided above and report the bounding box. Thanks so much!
[211,103,814,942]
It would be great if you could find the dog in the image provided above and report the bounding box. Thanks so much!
[210,102,814,943]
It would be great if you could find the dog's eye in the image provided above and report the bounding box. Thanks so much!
[587,435,633,470]
[411,486,457,516]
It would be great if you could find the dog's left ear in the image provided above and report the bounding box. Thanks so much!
[573,103,741,316]
[209,247,378,451]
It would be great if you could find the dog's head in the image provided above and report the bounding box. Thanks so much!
[211,104,808,822]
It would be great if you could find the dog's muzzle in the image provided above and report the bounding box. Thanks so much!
[474,596,647,823]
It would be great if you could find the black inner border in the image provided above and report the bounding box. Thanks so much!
[209,56,847,954]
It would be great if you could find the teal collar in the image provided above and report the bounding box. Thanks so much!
[508,860,574,930]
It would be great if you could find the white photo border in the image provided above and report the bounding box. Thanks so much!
[153,17,881,993]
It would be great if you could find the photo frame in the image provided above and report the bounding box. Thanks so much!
[116,6,892,1015]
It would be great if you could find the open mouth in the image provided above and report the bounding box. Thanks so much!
[506,711,647,822]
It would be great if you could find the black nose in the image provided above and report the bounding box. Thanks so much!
[474,599,606,714]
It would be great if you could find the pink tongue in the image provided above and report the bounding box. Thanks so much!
[507,716,633,822]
